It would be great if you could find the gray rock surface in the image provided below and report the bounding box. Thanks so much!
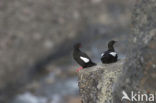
[113,0,156,102]
[78,61,124,103]
[78,0,156,103]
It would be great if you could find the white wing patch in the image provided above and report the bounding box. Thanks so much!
[80,56,90,63]
[101,53,104,57]
[109,52,117,57]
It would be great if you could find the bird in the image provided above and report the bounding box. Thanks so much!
[73,43,96,72]
[101,40,118,64]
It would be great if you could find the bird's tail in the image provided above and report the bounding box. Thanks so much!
[88,62,97,67]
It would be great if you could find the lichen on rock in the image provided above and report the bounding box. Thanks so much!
[78,60,124,103]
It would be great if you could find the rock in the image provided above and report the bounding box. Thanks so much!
[78,60,124,103]
[113,0,156,102]
[67,96,82,103]
[78,0,156,103]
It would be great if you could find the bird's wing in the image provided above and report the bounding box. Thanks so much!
[109,52,117,57]
[101,53,104,57]
[80,56,90,63]
[102,51,110,57]
[79,52,91,63]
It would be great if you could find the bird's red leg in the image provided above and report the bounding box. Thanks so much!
[76,67,83,72]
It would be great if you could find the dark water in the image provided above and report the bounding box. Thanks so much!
[13,75,78,103]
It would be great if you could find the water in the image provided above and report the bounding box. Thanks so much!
[12,71,79,103]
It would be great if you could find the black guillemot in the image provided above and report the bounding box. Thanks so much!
[73,43,96,72]
[101,40,118,64]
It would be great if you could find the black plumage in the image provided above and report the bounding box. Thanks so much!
[101,40,118,64]
[73,43,96,69]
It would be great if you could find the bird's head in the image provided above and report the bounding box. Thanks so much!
[108,40,117,51]
[73,43,81,49]
[108,40,117,45]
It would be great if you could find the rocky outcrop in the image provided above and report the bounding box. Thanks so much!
[78,60,124,103]
[78,0,156,103]
[113,0,156,102]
